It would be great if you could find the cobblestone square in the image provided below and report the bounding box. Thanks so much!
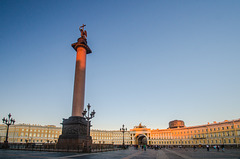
[1,147,240,159]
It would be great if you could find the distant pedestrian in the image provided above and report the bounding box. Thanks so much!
[221,145,224,152]
[206,145,209,151]
[217,145,220,152]
[193,145,196,151]
[144,145,146,151]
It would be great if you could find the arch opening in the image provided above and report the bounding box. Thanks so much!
[136,134,147,145]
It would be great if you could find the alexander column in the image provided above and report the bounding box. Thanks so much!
[57,25,92,151]
[71,24,92,116]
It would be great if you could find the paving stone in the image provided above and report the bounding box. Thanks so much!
[0,147,240,159]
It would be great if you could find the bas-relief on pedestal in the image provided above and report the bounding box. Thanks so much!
[61,117,87,138]
[57,117,92,149]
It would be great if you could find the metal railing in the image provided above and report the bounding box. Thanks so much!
[0,142,122,153]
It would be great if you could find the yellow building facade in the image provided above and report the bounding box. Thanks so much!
[130,119,240,147]
[91,119,240,147]
[0,124,61,144]
[1,119,239,147]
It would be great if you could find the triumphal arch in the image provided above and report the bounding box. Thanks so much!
[130,123,151,145]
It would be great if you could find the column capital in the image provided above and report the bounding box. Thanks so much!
[71,37,92,54]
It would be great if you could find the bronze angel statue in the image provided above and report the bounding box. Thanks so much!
[79,24,87,40]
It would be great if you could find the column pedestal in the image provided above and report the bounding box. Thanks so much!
[57,116,92,151]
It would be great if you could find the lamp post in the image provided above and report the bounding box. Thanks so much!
[82,103,95,152]
[2,113,15,149]
[120,124,127,149]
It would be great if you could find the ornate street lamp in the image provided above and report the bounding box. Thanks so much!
[82,103,95,152]
[2,113,15,149]
[120,124,127,149]
[82,103,96,137]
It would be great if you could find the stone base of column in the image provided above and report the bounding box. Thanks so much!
[57,116,92,152]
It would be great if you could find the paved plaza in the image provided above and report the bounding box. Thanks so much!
[0,147,240,159]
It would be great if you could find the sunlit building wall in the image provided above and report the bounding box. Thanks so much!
[91,119,240,147]
[142,119,240,147]
[91,130,131,145]
[0,119,239,147]
[0,124,61,143]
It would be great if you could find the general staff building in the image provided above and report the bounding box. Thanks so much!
[0,119,239,147]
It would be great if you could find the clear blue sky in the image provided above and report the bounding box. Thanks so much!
[0,0,240,130]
